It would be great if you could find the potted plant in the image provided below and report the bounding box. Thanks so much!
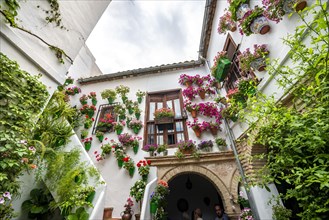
[150,180,170,219]
[130,180,146,203]
[121,198,134,220]
[88,92,97,106]
[198,140,214,152]
[101,89,117,104]
[84,116,94,129]
[133,103,142,120]
[96,130,104,142]
[81,137,93,151]
[228,0,250,21]
[64,76,74,86]
[100,143,112,158]
[142,144,158,156]
[240,208,254,220]
[96,113,114,132]
[215,137,227,151]
[137,160,151,181]
[239,6,270,36]
[80,104,96,118]
[237,44,269,72]
[118,133,134,147]
[186,119,205,138]
[262,0,307,23]
[125,99,134,115]
[114,104,126,120]
[113,148,126,168]
[157,144,168,156]
[218,11,237,34]
[80,130,88,139]
[113,120,125,135]
[79,94,88,105]
[211,51,231,82]
[131,136,142,154]
[182,87,197,100]
[65,86,81,96]
[154,108,175,124]
[123,156,135,177]
[177,140,196,155]
[129,119,143,134]
[178,74,194,87]
[184,101,200,118]
[136,90,146,104]
[115,85,130,103]
[209,121,220,135]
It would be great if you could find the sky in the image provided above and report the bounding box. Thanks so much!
[86,0,206,74]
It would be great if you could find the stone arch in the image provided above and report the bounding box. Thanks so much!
[161,164,234,214]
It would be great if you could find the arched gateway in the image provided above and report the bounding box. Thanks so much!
[147,151,241,219]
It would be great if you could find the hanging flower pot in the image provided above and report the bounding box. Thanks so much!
[210,127,218,136]
[135,112,141,120]
[122,96,128,103]
[87,110,94,118]
[80,100,87,105]
[118,159,124,168]
[250,16,271,35]
[116,128,123,135]
[250,57,267,71]
[142,175,148,182]
[84,142,91,151]
[150,201,157,214]
[283,0,307,13]
[128,108,134,115]
[133,127,140,134]
[86,190,96,203]
[236,3,251,20]
[128,167,135,177]
[191,110,198,118]
[137,97,142,104]
[92,98,97,106]
[119,114,126,120]
[193,127,202,138]
[97,135,104,142]
[107,97,114,104]
[198,90,206,99]
[133,144,139,154]
[184,81,193,87]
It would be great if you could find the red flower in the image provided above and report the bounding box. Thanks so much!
[86,115,89,119]
[137,163,141,167]
[94,151,98,154]
[147,160,151,165]
[123,157,129,162]
[92,118,95,121]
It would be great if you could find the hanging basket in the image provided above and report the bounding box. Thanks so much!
[154,117,174,125]
[215,58,231,82]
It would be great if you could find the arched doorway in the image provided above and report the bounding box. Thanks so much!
[167,173,225,220]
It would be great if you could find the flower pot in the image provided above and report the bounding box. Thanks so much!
[150,202,157,214]
[149,151,155,157]
[80,100,87,105]
[154,117,174,125]
[128,167,135,177]
[135,213,141,220]
[96,126,109,132]
[121,211,133,220]
[283,0,307,13]
[162,150,168,156]
[97,135,104,142]
[118,159,124,168]
[86,190,96,203]
[210,127,218,136]
[133,127,140,134]
[128,108,134,115]
[133,144,139,154]
[250,16,270,35]
[116,128,123,135]
[137,97,142,104]
[107,97,114,104]
[250,57,266,71]
[228,22,237,32]
[84,142,91,151]
[87,110,94,118]
[237,3,251,20]
[193,128,202,138]
[198,90,206,99]
[191,110,198,118]
[92,98,97,106]
[184,81,192,87]
[84,123,91,129]
[142,175,148,182]
[181,149,193,155]
[135,112,141,120]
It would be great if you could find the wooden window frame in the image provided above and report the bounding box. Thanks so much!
[143,89,188,148]
[92,104,117,134]
[222,34,256,91]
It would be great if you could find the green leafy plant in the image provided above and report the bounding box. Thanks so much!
[101,89,117,102]
[67,207,89,220]
[130,180,146,202]
[239,7,264,36]
[228,0,249,21]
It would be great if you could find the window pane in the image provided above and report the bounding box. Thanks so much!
[168,134,175,145]
[176,121,183,132]
[168,125,174,133]
[148,135,154,144]
[149,102,155,121]
[156,126,164,134]
[177,133,184,143]
[157,135,164,145]
[157,102,163,109]
[167,100,173,110]
[174,99,181,118]
[148,124,154,134]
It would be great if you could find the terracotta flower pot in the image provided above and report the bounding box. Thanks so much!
[191,110,198,118]
[193,128,201,138]
[210,127,218,136]
[184,81,192,87]
[198,90,206,99]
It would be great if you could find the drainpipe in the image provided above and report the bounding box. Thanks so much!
[199,55,261,220]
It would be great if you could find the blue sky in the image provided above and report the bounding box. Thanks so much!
[86,1,206,74]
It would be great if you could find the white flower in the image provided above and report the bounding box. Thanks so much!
[28,146,36,154]
[3,192,11,200]
[0,197,4,204]
[19,140,27,144]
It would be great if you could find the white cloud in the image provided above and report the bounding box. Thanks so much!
[86,0,205,74]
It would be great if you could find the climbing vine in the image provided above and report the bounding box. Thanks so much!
[239,1,329,219]
[0,0,73,64]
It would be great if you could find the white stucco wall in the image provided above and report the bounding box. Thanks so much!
[70,66,227,217]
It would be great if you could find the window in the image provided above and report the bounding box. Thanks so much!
[144,89,188,147]
[92,104,116,134]
[223,34,255,91]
